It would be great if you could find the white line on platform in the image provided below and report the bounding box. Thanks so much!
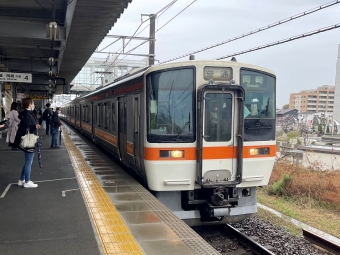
[0,177,76,198]
[62,189,80,197]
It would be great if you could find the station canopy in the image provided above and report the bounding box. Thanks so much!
[0,0,132,95]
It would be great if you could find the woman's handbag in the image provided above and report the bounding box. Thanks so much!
[19,129,39,152]
[0,120,8,131]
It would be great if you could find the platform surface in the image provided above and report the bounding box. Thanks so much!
[0,126,219,255]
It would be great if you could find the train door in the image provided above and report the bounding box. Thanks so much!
[118,97,127,163]
[196,85,244,188]
[133,95,142,175]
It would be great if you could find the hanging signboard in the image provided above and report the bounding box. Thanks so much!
[16,93,26,101]
[0,72,32,83]
[28,94,48,99]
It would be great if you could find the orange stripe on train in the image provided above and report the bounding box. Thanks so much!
[144,145,276,160]
[94,128,118,146]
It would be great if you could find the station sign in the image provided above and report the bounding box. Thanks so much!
[0,72,32,83]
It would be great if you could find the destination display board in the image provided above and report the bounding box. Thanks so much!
[203,66,233,81]
[241,73,267,89]
[0,72,32,83]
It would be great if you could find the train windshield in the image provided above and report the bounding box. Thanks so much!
[146,68,195,143]
[241,69,276,141]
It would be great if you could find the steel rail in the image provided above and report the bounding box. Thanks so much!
[226,224,275,255]
[303,229,340,255]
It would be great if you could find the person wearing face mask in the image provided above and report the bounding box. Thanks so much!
[14,98,41,188]
[50,107,62,149]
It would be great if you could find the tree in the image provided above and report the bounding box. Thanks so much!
[298,121,311,146]
[282,104,289,110]
[318,124,323,133]
[277,115,296,133]
[326,125,330,133]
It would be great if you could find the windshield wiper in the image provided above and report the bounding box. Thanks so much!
[173,113,191,141]
[245,119,272,130]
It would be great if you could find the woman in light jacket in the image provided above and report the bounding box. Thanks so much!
[14,98,40,188]
[6,102,20,150]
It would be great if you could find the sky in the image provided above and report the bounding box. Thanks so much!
[91,0,340,108]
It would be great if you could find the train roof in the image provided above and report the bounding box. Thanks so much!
[69,60,275,102]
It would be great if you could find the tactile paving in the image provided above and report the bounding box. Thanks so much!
[62,127,220,255]
[62,130,145,255]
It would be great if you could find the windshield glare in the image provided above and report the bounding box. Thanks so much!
[146,68,195,142]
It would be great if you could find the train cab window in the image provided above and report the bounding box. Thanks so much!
[146,68,195,143]
[241,69,276,141]
[204,93,232,142]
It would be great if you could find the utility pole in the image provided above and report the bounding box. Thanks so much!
[149,14,156,66]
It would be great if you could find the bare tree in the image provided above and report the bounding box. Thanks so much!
[277,115,296,133]
[298,121,311,146]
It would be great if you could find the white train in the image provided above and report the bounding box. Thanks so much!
[62,59,276,225]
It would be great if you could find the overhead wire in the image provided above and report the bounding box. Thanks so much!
[90,0,195,89]
[103,0,179,65]
[215,23,340,60]
[87,0,179,89]
[161,0,340,64]
[101,0,196,75]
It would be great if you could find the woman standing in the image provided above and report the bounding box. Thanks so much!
[17,98,41,188]
[6,102,21,150]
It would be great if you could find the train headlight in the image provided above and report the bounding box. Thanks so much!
[160,150,184,158]
[171,150,184,158]
[249,148,259,155]
[249,147,270,156]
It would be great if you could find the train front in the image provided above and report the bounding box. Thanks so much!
[144,62,276,225]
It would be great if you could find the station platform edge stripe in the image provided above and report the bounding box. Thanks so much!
[62,129,145,255]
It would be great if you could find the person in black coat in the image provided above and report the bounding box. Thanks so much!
[15,98,41,188]
[50,107,62,149]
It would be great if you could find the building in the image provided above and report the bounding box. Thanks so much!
[276,108,298,118]
[289,85,335,113]
[334,45,340,123]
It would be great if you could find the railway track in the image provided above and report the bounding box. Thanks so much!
[303,229,340,255]
[193,223,275,255]
[193,214,335,255]
[226,224,275,255]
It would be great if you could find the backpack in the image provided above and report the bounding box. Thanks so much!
[42,109,50,121]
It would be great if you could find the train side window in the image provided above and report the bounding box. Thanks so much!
[82,106,85,121]
[112,102,115,131]
[85,106,87,122]
[88,105,92,123]
[134,98,139,133]
[97,104,100,127]
[105,102,111,130]
[103,103,107,129]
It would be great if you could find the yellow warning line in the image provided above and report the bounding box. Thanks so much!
[62,130,145,255]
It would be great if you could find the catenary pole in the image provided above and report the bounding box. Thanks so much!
[149,14,156,66]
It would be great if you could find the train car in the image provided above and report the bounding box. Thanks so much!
[62,59,276,225]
